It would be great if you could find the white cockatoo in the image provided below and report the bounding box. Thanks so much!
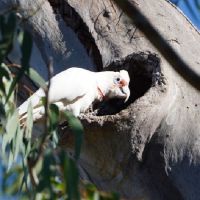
[18,67,130,122]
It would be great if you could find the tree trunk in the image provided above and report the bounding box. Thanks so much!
[4,0,200,199]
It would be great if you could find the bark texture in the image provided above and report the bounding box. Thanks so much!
[6,0,200,199]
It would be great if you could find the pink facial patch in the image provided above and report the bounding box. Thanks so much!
[119,79,128,87]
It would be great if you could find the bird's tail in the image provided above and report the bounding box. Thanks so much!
[18,88,45,124]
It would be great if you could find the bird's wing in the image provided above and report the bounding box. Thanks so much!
[18,88,45,116]
[18,67,95,122]
[47,68,88,103]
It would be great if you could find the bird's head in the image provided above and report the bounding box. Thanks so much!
[108,70,130,102]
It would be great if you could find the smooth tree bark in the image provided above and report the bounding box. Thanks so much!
[1,0,200,199]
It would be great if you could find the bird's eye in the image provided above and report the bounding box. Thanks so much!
[116,77,120,82]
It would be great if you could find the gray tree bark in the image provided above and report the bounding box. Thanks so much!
[2,0,200,199]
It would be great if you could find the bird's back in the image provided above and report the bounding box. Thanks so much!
[48,67,95,103]
[18,67,96,116]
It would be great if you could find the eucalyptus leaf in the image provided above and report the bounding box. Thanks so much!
[2,134,9,156]
[0,79,6,94]
[27,67,47,90]
[24,138,31,159]
[19,159,29,193]
[61,152,80,200]
[25,102,33,139]
[0,102,6,122]
[2,111,19,155]
[37,151,55,199]
[20,31,33,68]
[7,151,14,170]
[0,63,11,95]
[51,131,59,148]
[5,111,18,141]
[14,127,23,161]
[0,13,16,64]
[63,111,84,160]
[6,31,33,103]
[49,103,59,133]
[0,65,10,80]
[22,102,33,159]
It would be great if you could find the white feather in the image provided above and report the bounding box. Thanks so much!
[18,67,130,121]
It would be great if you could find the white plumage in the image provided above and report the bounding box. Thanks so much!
[18,67,130,122]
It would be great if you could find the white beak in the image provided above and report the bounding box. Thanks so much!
[122,85,130,102]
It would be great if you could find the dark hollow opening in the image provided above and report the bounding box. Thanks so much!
[95,52,163,115]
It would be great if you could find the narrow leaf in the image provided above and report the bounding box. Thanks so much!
[63,111,84,160]
[2,111,19,154]
[25,102,33,139]
[14,126,23,161]
[7,151,14,170]
[27,67,47,90]
[61,152,80,200]
[6,31,33,103]
[49,104,59,132]
[20,31,33,68]
[0,13,16,64]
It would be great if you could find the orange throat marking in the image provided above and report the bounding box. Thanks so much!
[97,86,105,101]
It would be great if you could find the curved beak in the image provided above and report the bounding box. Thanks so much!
[121,85,130,102]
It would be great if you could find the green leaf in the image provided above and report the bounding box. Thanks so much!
[24,138,31,159]
[7,151,14,170]
[27,67,47,90]
[0,13,16,64]
[0,63,11,94]
[93,191,99,200]
[6,31,33,103]
[19,159,29,193]
[21,102,33,159]
[37,151,56,199]
[6,111,19,139]
[5,68,22,103]
[0,102,6,123]
[0,64,10,80]
[49,104,59,131]
[48,104,60,147]
[51,131,59,148]
[20,31,33,68]
[25,101,33,139]
[2,111,19,155]
[13,127,23,161]
[61,152,80,200]
[2,110,22,169]
[63,111,84,160]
